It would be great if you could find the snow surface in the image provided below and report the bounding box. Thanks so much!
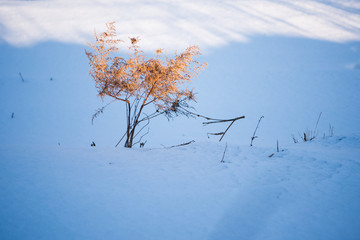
[1,38,360,148]
[1,4,360,238]
[1,137,360,240]
[1,0,360,50]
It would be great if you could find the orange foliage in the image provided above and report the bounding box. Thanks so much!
[86,22,207,111]
[86,22,207,148]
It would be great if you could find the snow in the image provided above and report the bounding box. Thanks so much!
[1,38,360,148]
[1,0,360,50]
[1,3,360,238]
[1,137,360,239]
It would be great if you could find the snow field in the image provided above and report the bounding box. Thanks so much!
[1,136,359,240]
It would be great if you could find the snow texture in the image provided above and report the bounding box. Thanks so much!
[1,137,360,240]
[1,0,360,50]
[0,2,360,238]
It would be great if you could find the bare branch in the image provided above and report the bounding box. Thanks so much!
[91,100,116,125]
[115,131,127,147]
[219,120,236,142]
[203,116,245,125]
[144,98,157,106]
[207,132,225,137]
[133,113,150,140]
[133,123,150,146]
[163,140,195,149]
[177,106,245,142]
[313,112,322,136]
[250,116,264,146]
[108,94,130,104]
[138,111,163,123]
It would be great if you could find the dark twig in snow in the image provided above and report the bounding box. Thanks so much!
[221,143,228,163]
[19,72,25,82]
[163,140,195,149]
[250,116,264,146]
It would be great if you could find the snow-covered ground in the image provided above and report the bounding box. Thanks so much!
[1,136,360,240]
[1,36,359,240]
[1,36,360,240]
[1,1,360,239]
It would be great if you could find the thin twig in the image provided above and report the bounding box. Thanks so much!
[133,113,150,140]
[219,120,236,142]
[133,114,150,146]
[180,107,245,123]
[130,98,141,126]
[91,100,116,125]
[314,112,322,134]
[202,116,245,125]
[250,116,264,146]
[133,126,149,146]
[143,98,156,106]
[292,134,298,143]
[221,143,228,163]
[207,132,225,137]
[164,140,195,149]
[19,72,25,82]
[138,111,163,123]
[178,106,244,142]
[115,132,127,147]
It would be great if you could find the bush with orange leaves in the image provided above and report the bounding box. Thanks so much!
[86,22,207,148]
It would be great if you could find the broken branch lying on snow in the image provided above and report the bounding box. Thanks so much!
[163,140,195,149]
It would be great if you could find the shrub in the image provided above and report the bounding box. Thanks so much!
[292,112,322,143]
[86,22,207,148]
